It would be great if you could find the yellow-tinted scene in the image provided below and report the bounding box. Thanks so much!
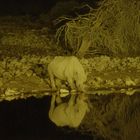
[0,0,140,140]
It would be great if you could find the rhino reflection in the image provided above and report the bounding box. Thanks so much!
[49,94,89,128]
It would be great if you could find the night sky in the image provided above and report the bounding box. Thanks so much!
[0,0,59,15]
[0,0,97,15]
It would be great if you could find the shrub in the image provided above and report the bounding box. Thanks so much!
[55,0,140,57]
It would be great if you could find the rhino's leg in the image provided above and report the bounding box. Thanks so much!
[55,79,62,89]
[67,78,75,90]
[56,95,62,105]
[48,95,56,119]
[68,94,76,106]
[76,83,85,92]
[48,67,57,90]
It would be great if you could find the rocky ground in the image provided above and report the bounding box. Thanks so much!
[0,55,140,100]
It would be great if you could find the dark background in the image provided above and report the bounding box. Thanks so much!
[0,0,98,15]
[0,0,56,15]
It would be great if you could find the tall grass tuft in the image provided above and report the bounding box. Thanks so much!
[55,0,140,57]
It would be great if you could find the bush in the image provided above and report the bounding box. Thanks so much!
[55,0,140,57]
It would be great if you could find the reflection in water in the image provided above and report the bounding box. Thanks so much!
[49,94,89,128]
[0,96,93,140]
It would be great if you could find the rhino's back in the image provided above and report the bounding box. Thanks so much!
[49,56,77,80]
